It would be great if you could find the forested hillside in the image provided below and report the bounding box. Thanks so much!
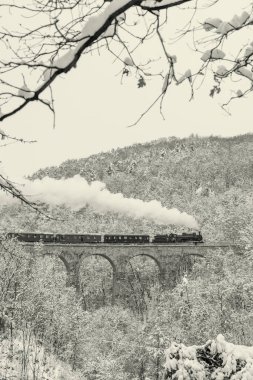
[32,134,253,198]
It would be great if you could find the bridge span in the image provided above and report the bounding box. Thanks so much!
[24,242,240,302]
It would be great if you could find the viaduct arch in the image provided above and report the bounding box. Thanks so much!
[24,242,240,303]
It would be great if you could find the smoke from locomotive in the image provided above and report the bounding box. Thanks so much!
[0,175,199,229]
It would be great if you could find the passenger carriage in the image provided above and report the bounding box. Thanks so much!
[104,234,150,244]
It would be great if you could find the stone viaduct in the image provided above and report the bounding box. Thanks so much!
[24,242,240,302]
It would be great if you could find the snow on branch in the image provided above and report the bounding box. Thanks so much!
[0,0,252,126]
[0,0,194,124]
[0,0,138,122]
[141,0,192,10]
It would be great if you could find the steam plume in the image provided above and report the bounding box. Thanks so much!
[0,175,199,229]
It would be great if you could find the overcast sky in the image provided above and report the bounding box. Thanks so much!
[1,0,253,178]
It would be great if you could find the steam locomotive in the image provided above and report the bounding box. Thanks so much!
[6,231,203,244]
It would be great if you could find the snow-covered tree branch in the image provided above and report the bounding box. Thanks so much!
[0,0,212,127]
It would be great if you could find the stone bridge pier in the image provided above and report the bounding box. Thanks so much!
[24,243,240,303]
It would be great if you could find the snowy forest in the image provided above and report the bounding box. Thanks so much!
[1,135,253,379]
[0,0,253,379]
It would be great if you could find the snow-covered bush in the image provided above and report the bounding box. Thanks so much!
[164,335,253,379]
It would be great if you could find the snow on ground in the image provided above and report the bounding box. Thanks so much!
[0,337,82,380]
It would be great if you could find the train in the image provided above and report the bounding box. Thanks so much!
[5,231,203,244]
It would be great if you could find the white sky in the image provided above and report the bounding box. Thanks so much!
[1,0,253,178]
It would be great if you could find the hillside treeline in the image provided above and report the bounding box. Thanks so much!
[31,135,253,200]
